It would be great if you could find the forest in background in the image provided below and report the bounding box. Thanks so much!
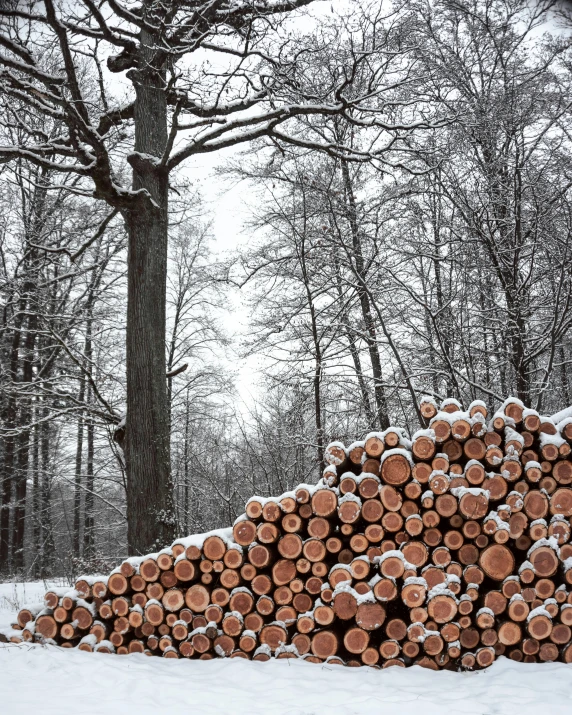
[1,0,572,579]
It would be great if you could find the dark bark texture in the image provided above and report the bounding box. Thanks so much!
[124,29,174,553]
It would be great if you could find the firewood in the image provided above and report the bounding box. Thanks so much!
[108,573,129,596]
[527,611,552,640]
[16,398,572,673]
[529,545,559,577]
[355,601,385,631]
[284,633,309,656]
[185,584,210,612]
[307,517,330,539]
[257,522,280,544]
[381,454,411,486]
[344,626,370,654]
[423,633,444,656]
[233,520,257,546]
[496,621,521,646]
[111,597,130,617]
[146,582,163,600]
[140,558,161,582]
[220,568,241,589]
[428,594,458,623]
[312,489,338,517]
[162,588,184,612]
[248,544,273,569]
[311,630,339,658]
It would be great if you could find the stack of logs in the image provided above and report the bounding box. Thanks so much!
[7,396,572,671]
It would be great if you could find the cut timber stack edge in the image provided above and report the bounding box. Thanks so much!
[6,395,572,671]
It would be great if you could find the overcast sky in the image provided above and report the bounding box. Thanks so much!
[183,150,265,408]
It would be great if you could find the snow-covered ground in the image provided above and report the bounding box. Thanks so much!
[2,581,572,715]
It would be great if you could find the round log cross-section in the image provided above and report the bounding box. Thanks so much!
[479,544,515,581]
[381,454,411,486]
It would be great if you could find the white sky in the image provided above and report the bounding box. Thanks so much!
[183,151,265,407]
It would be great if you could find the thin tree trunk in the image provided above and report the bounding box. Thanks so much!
[559,344,571,405]
[12,291,39,571]
[31,404,41,578]
[298,204,324,468]
[340,160,389,429]
[332,248,375,425]
[0,314,22,570]
[13,409,30,572]
[431,186,455,397]
[0,416,15,571]
[73,374,86,560]
[507,291,530,403]
[83,298,95,560]
[83,387,95,561]
[421,274,440,395]
[10,167,49,571]
[183,390,190,534]
[40,403,53,578]
[477,280,492,394]
[490,310,507,397]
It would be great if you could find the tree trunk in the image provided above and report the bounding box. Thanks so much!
[506,291,530,403]
[0,312,22,570]
[332,248,375,426]
[72,374,85,560]
[12,303,38,570]
[298,214,324,469]
[559,344,571,405]
[340,160,389,429]
[83,386,95,561]
[123,29,174,554]
[12,174,46,570]
[0,401,16,570]
[183,389,190,535]
[12,401,31,572]
[430,184,457,397]
[31,405,41,578]
[40,403,53,578]
[83,302,94,561]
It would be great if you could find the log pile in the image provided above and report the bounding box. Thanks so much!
[6,396,572,670]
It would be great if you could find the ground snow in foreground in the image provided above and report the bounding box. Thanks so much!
[2,581,572,715]
[2,645,572,715]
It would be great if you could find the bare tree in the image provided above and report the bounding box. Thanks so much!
[0,0,440,553]
[402,0,572,407]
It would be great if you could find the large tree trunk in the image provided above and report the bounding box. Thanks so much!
[123,29,175,554]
